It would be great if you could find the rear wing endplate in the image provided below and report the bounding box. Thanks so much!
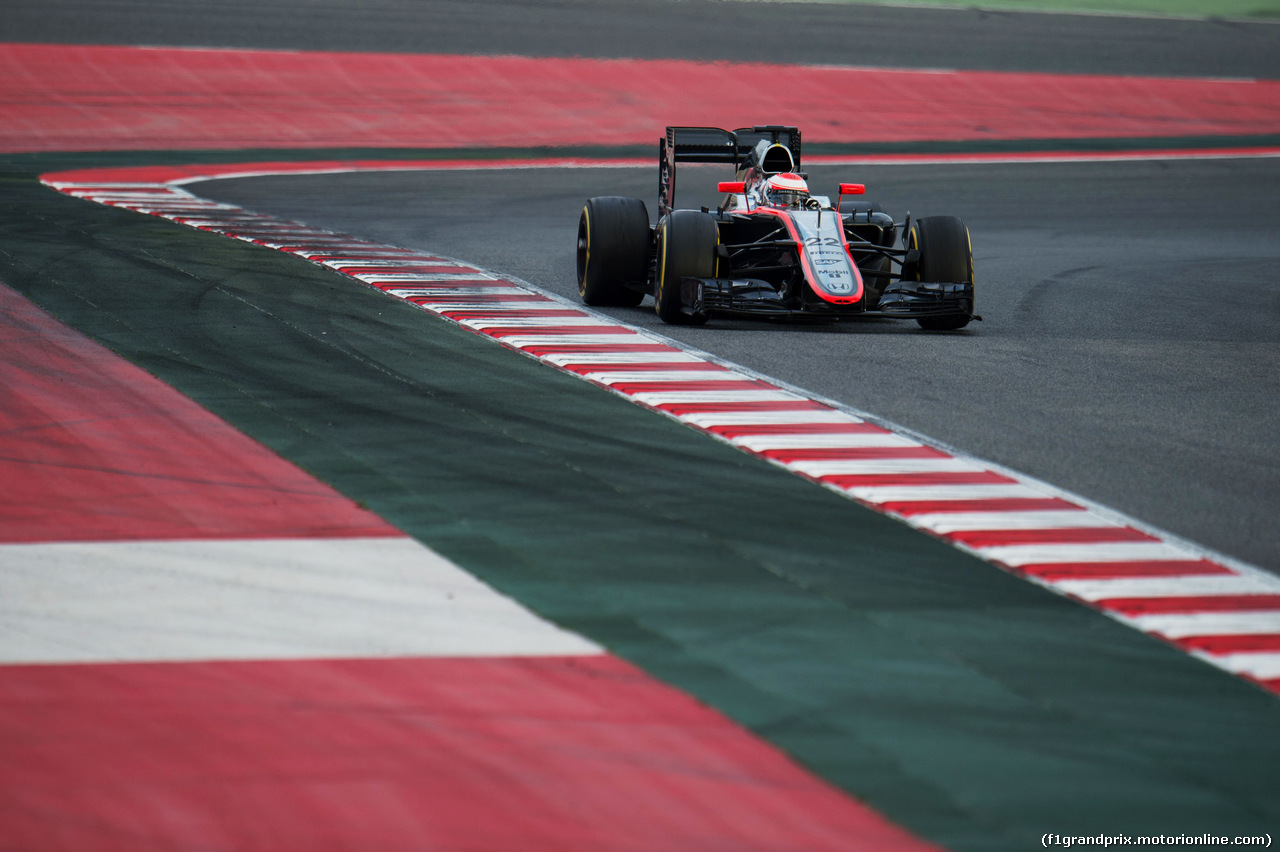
[658,125,802,215]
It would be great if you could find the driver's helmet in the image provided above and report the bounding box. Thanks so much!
[764,172,810,209]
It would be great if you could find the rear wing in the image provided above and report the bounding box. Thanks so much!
[658,125,802,215]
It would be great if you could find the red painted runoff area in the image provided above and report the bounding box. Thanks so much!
[0,284,397,543]
[2,43,1278,153]
[0,654,942,852]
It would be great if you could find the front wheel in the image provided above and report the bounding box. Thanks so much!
[909,216,975,331]
[654,210,717,325]
[577,196,649,307]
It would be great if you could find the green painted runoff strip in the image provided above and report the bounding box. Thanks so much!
[4,153,1278,851]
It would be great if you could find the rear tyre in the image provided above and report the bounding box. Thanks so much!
[577,196,649,307]
[654,210,717,325]
[910,216,975,331]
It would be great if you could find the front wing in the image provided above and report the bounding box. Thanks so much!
[679,277,978,322]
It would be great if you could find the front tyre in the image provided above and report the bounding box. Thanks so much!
[909,215,975,331]
[654,210,717,325]
[577,196,649,307]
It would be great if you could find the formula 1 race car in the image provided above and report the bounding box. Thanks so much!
[576,125,978,330]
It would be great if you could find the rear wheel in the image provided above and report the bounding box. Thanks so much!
[577,196,649,307]
[910,216,975,331]
[654,210,717,325]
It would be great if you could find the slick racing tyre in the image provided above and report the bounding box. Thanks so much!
[909,215,975,331]
[577,196,649,307]
[654,210,716,325]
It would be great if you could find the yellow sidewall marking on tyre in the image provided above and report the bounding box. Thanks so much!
[657,220,669,306]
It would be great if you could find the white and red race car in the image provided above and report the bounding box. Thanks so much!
[577,125,978,330]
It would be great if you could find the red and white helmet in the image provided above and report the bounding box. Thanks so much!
[764,172,810,208]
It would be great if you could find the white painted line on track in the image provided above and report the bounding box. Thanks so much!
[1054,574,1280,601]
[788,457,992,476]
[679,410,866,426]
[732,433,930,451]
[976,541,1194,566]
[1210,653,1280,679]
[908,510,1113,533]
[546,352,707,366]
[846,484,1052,503]
[0,537,600,664]
[1126,612,1280,638]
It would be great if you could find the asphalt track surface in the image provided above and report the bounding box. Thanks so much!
[199,155,1280,573]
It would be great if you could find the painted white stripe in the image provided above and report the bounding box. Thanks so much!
[499,334,656,347]
[323,259,460,269]
[204,220,311,227]
[113,193,212,200]
[261,239,375,247]
[1054,575,1280,602]
[301,246,426,253]
[387,287,532,298]
[545,352,705,366]
[1131,612,1280,638]
[131,204,241,213]
[676,410,863,427]
[92,188,193,196]
[195,220,306,227]
[429,302,566,312]
[459,317,607,330]
[295,249,432,259]
[846,484,1052,503]
[786,458,988,477]
[241,232,350,240]
[424,305,561,315]
[980,541,1195,566]
[805,150,1280,166]
[241,234,358,242]
[276,243,395,252]
[908,510,1108,533]
[355,272,500,283]
[584,370,753,384]
[730,433,923,451]
[626,390,809,405]
[0,537,600,664]
[1204,652,1280,680]
[179,219,282,228]
[66,189,175,197]
[56,186,169,194]
[119,199,227,206]
[240,229,345,236]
